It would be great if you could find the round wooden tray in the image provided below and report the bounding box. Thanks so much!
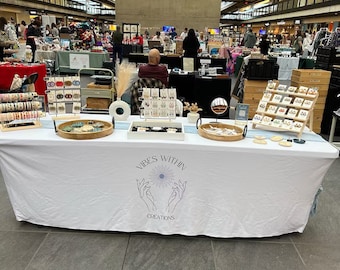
[197,122,246,141]
[57,119,113,140]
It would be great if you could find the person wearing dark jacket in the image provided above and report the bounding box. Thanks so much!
[112,25,123,64]
[183,28,200,58]
[259,34,271,55]
[26,20,41,63]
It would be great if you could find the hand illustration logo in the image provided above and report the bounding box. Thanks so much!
[137,178,157,211]
[136,165,187,215]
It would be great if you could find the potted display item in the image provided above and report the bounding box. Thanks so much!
[184,102,202,123]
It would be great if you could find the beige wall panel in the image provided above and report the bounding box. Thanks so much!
[116,0,220,32]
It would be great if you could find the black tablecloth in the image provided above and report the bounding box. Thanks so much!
[128,54,227,71]
[169,72,231,118]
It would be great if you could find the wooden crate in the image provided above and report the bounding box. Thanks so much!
[290,72,331,134]
[291,69,331,80]
[243,79,274,119]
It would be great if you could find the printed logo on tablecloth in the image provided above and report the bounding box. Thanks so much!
[136,155,187,220]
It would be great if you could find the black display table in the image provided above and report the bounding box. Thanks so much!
[169,72,231,118]
[128,53,227,71]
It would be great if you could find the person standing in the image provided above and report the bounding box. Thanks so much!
[26,20,41,63]
[259,34,271,55]
[19,20,27,40]
[152,31,164,46]
[303,30,313,55]
[183,28,200,58]
[292,29,303,54]
[244,28,257,48]
[180,28,188,40]
[112,25,123,64]
[170,27,177,40]
[51,23,59,37]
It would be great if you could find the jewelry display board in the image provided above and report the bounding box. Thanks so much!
[0,92,44,131]
[128,87,184,140]
[139,87,177,120]
[252,81,319,138]
[45,75,81,119]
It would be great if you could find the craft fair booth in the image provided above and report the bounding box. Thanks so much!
[0,115,338,238]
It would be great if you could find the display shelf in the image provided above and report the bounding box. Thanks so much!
[78,68,115,114]
[0,92,44,131]
[252,82,319,138]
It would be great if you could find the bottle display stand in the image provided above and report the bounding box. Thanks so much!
[252,82,319,138]
[45,75,81,120]
[0,92,43,131]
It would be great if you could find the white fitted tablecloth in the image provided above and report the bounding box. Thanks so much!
[0,115,338,238]
[276,56,300,80]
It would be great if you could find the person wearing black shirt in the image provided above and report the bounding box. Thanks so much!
[26,20,41,63]
[183,28,200,58]
[112,25,123,64]
[259,34,271,55]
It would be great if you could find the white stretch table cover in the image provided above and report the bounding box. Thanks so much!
[0,115,338,238]
[276,56,299,80]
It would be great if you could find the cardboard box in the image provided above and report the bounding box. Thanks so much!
[86,97,111,110]
[87,82,112,89]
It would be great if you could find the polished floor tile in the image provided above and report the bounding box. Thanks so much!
[213,239,306,270]
[0,231,47,270]
[295,243,340,270]
[123,234,215,270]
[26,232,129,270]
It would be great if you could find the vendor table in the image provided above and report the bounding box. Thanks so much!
[0,63,47,96]
[34,50,57,63]
[122,44,143,57]
[298,57,316,69]
[0,115,338,238]
[129,53,227,71]
[55,51,110,74]
[276,56,299,80]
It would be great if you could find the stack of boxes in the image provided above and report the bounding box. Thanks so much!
[290,69,331,133]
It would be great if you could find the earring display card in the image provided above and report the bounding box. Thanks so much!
[140,88,177,120]
[45,75,81,117]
